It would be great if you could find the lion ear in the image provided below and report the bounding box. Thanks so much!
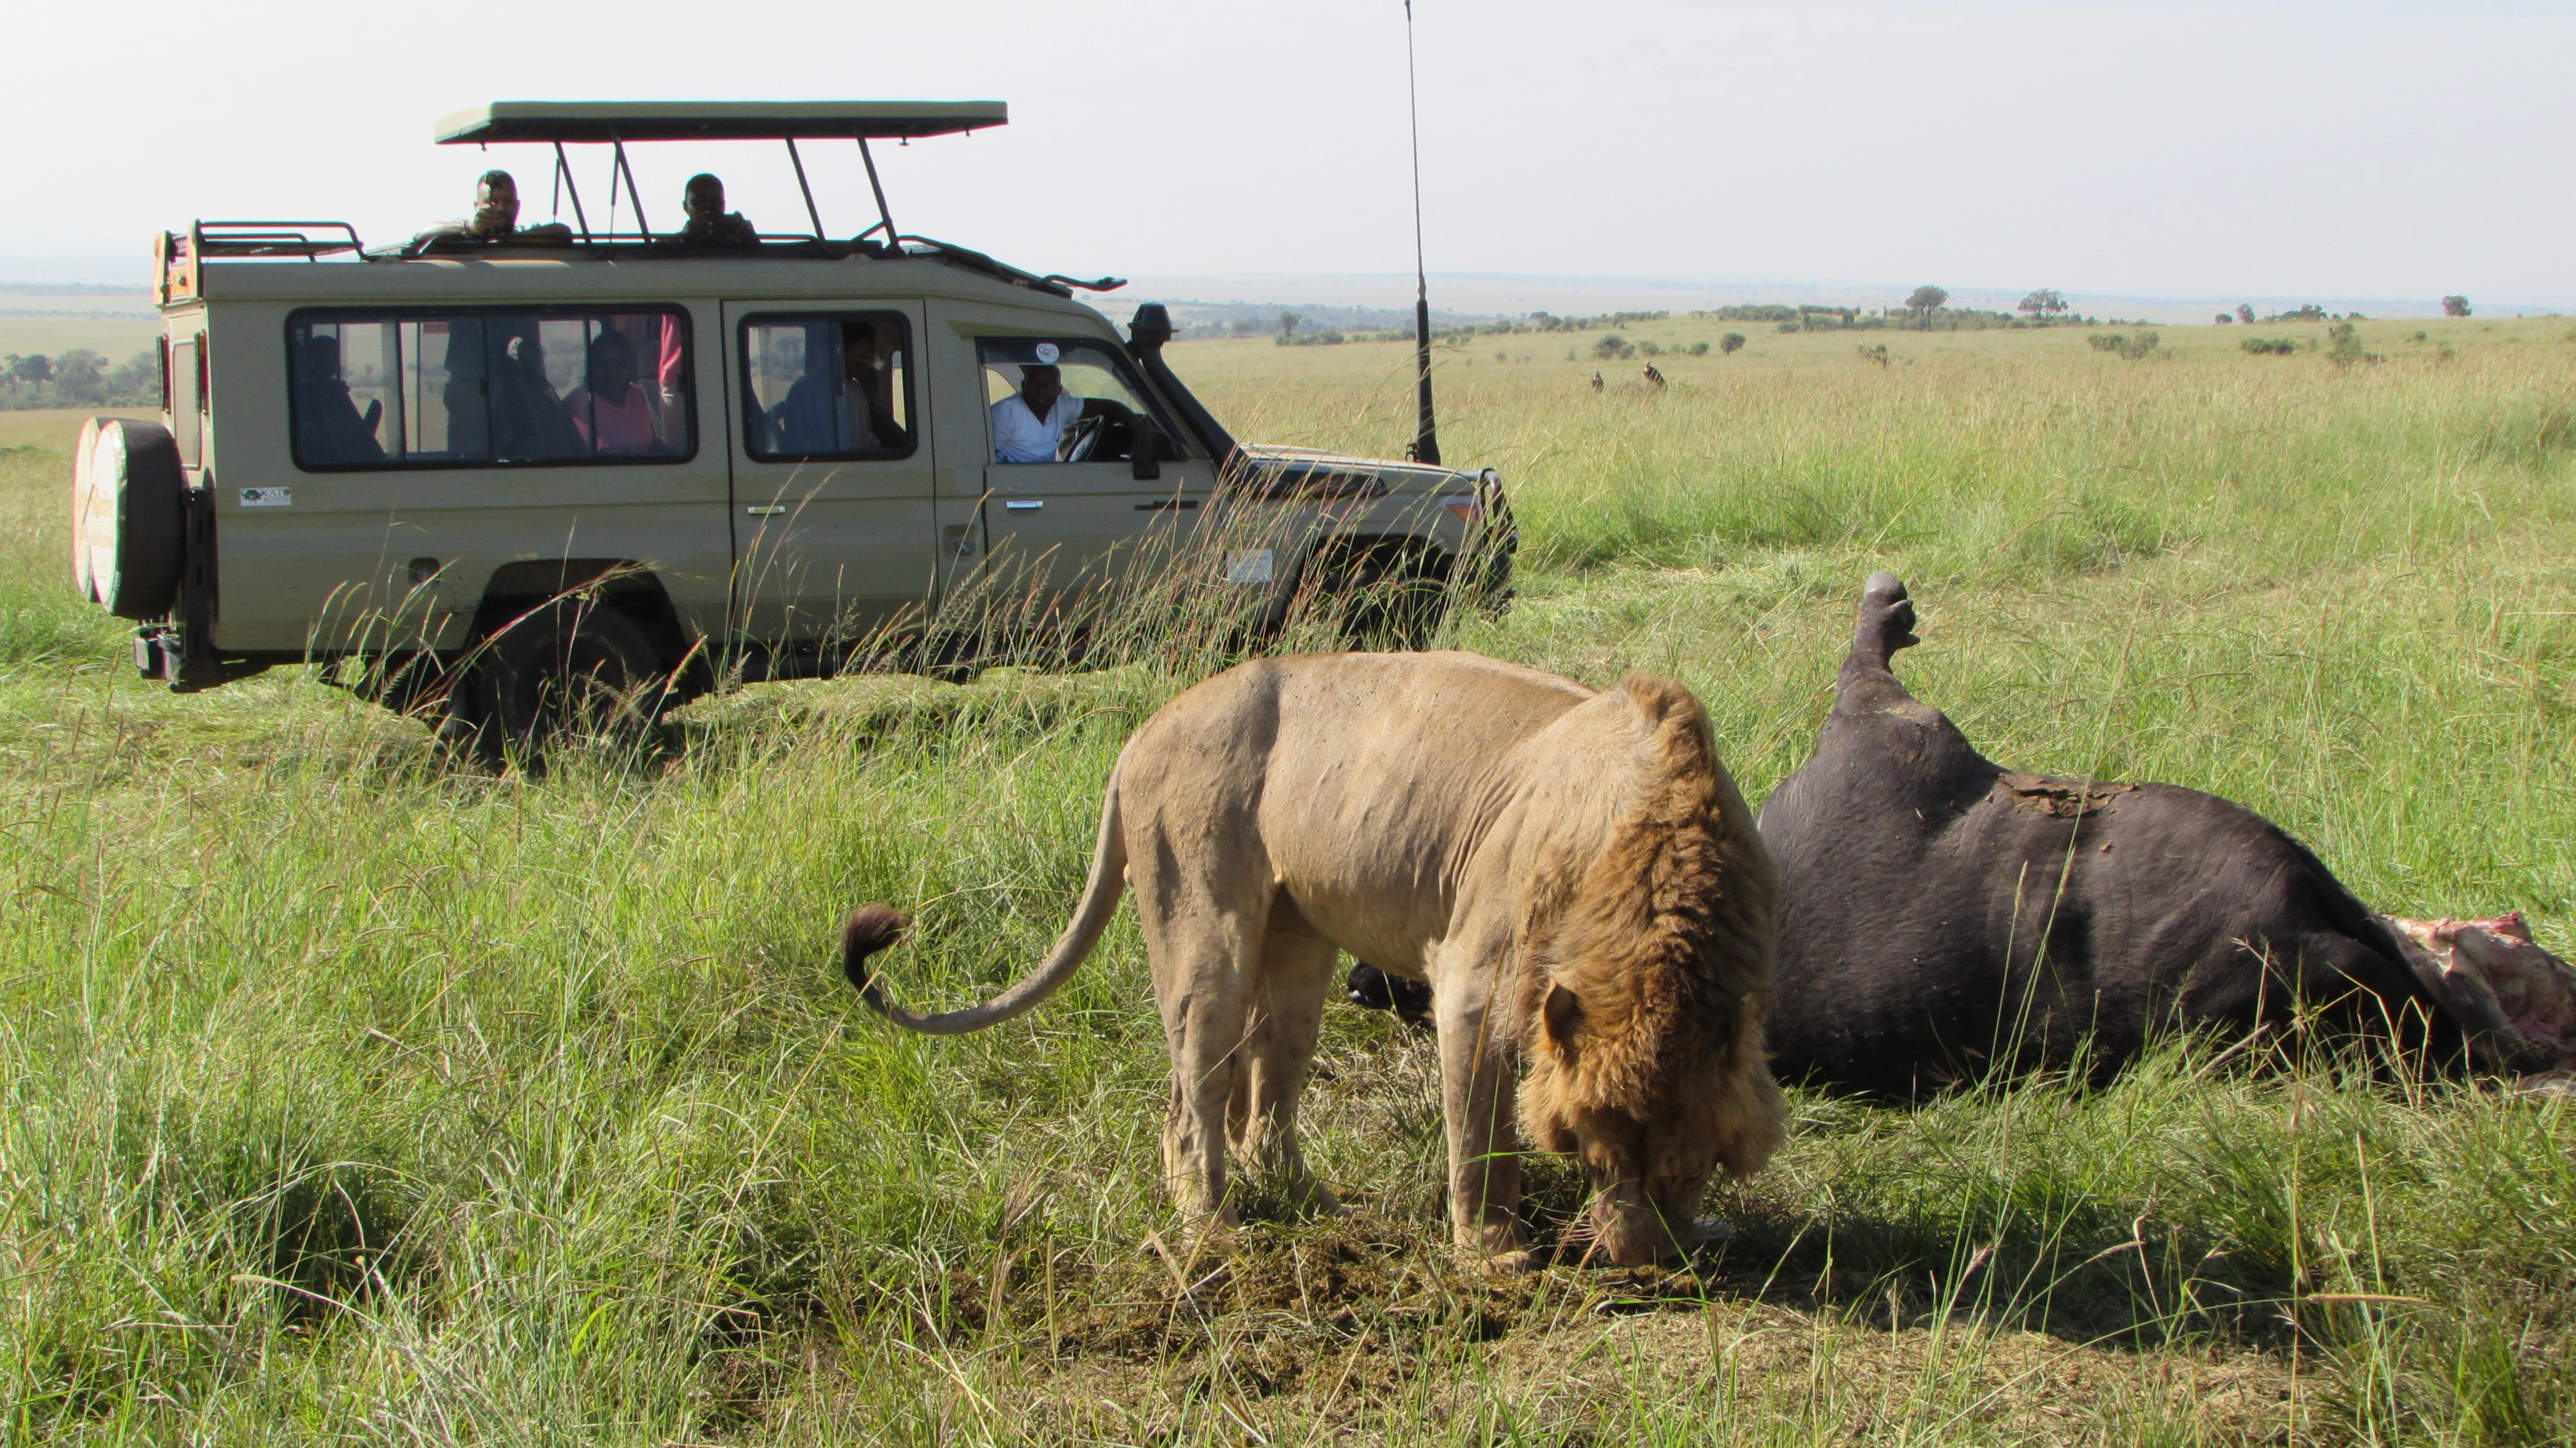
[1542,980,1584,1047]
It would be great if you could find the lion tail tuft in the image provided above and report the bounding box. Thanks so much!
[845,763,1130,1036]
[843,904,911,1004]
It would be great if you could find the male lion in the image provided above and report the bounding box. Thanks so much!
[844,652,1786,1268]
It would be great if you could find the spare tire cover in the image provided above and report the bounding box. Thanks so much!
[69,415,104,602]
[80,418,185,620]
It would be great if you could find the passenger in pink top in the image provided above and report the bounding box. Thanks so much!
[565,329,661,455]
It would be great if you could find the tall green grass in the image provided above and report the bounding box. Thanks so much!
[3,319,2572,1442]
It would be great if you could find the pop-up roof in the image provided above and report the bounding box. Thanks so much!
[433,100,1008,144]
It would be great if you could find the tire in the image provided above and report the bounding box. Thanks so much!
[76,418,185,620]
[461,600,664,765]
[1306,542,1449,652]
[70,416,103,602]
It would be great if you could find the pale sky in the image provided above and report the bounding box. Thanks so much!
[12,1,2570,305]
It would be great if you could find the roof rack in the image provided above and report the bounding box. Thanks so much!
[435,100,1006,144]
[194,221,364,259]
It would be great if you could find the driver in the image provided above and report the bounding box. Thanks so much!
[990,359,1121,463]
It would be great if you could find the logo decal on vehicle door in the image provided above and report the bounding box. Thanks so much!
[239,487,293,508]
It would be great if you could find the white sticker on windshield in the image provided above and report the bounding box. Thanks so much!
[240,487,292,508]
[1032,342,1060,365]
[1224,548,1275,585]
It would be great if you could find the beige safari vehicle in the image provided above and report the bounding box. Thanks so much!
[73,100,1512,757]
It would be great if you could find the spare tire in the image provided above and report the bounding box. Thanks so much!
[76,418,185,620]
[69,416,104,602]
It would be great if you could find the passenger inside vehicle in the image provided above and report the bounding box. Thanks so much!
[489,324,585,460]
[563,329,661,455]
[437,323,491,459]
[672,174,758,245]
[292,332,385,464]
[770,323,905,453]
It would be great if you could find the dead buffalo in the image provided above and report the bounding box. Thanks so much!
[1754,573,2575,1095]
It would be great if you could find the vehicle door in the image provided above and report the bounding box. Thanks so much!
[723,301,937,656]
[923,304,1217,647]
[253,305,732,654]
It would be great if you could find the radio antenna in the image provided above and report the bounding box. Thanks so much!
[1404,0,1441,466]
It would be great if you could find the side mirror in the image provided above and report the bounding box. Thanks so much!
[1131,414,1162,481]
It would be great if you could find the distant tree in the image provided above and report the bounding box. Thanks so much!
[105,349,161,405]
[2017,288,2067,318]
[1227,318,1261,338]
[1688,340,1711,356]
[1719,332,1747,354]
[50,349,108,406]
[1906,285,1949,329]
[7,354,52,388]
[2441,294,2472,318]
[2326,321,2374,368]
[1277,310,1302,341]
[1592,334,1634,360]
[2214,314,2232,325]
[1637,339,1662,357]
[2235,303,2255,325]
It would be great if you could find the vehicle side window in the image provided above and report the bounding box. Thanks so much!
[288,309,692,470]
[978,338,1180,465]
[741,314,914,461]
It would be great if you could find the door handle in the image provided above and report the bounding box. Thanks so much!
[746,505,786,516]
[1003,499,1044,511]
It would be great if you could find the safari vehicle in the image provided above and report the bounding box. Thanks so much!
[71,100,1513,756]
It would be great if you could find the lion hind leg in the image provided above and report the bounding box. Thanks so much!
[1227,900,1345,1216]
[1140,880,1268,1237]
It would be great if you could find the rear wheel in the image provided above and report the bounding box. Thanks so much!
[457,600,665,767]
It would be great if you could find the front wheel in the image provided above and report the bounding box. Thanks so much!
[1300,542,1450,652]
[456,600,666,767]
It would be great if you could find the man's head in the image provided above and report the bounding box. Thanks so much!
[842,327,878,380]
[471,171,520,236]
[588,329,635,396]
[1018,364,1064,415]
[684,174,726,224]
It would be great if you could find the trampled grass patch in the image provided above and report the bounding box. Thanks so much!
[2,319,2572,1442]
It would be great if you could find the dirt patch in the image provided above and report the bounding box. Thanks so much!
[851,1214,2310,1443]
[1994,770,2137,819]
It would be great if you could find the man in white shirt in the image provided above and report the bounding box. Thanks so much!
[990,362,1119,463]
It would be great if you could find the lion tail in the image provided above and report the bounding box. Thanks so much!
[844,766,1128,1036]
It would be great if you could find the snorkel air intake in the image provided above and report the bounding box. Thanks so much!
[1126,303,1242,475]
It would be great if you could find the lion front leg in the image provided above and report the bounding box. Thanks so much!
[1434,978,1531,1268]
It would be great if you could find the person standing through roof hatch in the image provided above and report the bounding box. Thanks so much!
[990,350,1122,462]
[672,175,759,244]
[404,171,572,252]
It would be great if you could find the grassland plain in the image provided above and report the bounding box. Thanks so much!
[2,316,2571,1444]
